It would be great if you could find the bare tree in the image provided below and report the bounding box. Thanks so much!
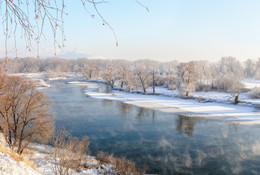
[102,62,116,88]
[145,60,159,94]
[176,62,196,97]
[0,75,54,154]
[226,73,245,104]
[117,65,129,90]
[217,57,243,78]
[125,70,137,91]
[195,60,212,91]
[255,58,260,80]
[83,60,98,80]
[209,62,219,90]
[135,65,151,94]
[244,59,256,79]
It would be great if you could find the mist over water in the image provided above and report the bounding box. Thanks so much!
[45,79,260,175]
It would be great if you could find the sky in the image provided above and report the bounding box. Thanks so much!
[1,0,260,62]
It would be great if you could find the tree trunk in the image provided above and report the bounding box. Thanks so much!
[120,81,124,90]
[234,95,239,104]
[142,85,146,94]
[152,71,155,94]
[17,125,26,154]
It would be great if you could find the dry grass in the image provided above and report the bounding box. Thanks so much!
[50,129,89,175]
[0,144,37,172]
[96,152,147,175]
[22,148,37,155]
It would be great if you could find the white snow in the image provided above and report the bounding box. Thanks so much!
[0,152,40,175]
[85,84,260,125]
[48,77,67,81]
[9,73,46,80]
[0,133,40,175]
[8,73,51,88]
[244,80,260,89]
[0,141,116,175]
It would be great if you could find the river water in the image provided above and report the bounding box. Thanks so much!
[45,79,260,175]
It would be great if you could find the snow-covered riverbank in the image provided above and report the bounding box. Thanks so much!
[0,135,116,175]
[72,81,260,125]
[6,73,260,125]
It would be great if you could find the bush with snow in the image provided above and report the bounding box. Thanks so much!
[248,87,260,99]
[168,84,176,90]
[196,82,211,92]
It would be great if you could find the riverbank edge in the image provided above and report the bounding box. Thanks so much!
[82,80,260,125]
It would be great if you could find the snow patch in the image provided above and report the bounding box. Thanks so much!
[244,80,260,89]
[0,152,40,175]
[48,77,67,81]
[85,86,260,125]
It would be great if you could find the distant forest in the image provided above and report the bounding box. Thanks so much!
[3,57,260,102]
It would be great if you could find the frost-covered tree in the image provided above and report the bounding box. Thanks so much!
[195,60,212,91]
[254,58,260,80]
[125,71,137,91]
[83,60,99,80]
[176,62,196,97]
[226,73,245,104]
[210,57,244,92]
[209,63,218,89]
[146,61,159,94]
[135,65,151,94]
[117,65,131,90]
[218,57,243,78]
[248,87,260,99]
[102,62,116,88]
[159,60,179,76]
[244,59,256,79]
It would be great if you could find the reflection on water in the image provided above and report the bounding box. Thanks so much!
[176,115,201,137]
[45,80,260,175]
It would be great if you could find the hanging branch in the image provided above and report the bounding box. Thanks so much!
[1,0,148,58]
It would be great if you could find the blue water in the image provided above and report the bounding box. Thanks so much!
[45,79,260,175]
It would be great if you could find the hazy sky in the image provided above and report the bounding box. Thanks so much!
[2,0,260,61]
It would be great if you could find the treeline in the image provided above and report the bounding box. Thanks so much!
[4,57,260,101]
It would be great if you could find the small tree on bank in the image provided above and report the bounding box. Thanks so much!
[0,75,54,154]
[226,73,245,104]
[117,65,129,90]
[176,62,196,97]
[135,66,151,94]
[102,62,116,88]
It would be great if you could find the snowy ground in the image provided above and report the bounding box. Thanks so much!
[25,143,115,175]
[9,73,51,88]
[0,152,40,175]
[0,136,116,175]
[244,80,260,89]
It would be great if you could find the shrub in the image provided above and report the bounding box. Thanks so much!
[168,84,176,90]
[196,82,211,92]
[51,129,89,175]
[96,152,147,175]
[248,87,260,99]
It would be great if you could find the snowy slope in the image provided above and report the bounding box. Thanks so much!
[0,152,40,175]
[0,139,116,175]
